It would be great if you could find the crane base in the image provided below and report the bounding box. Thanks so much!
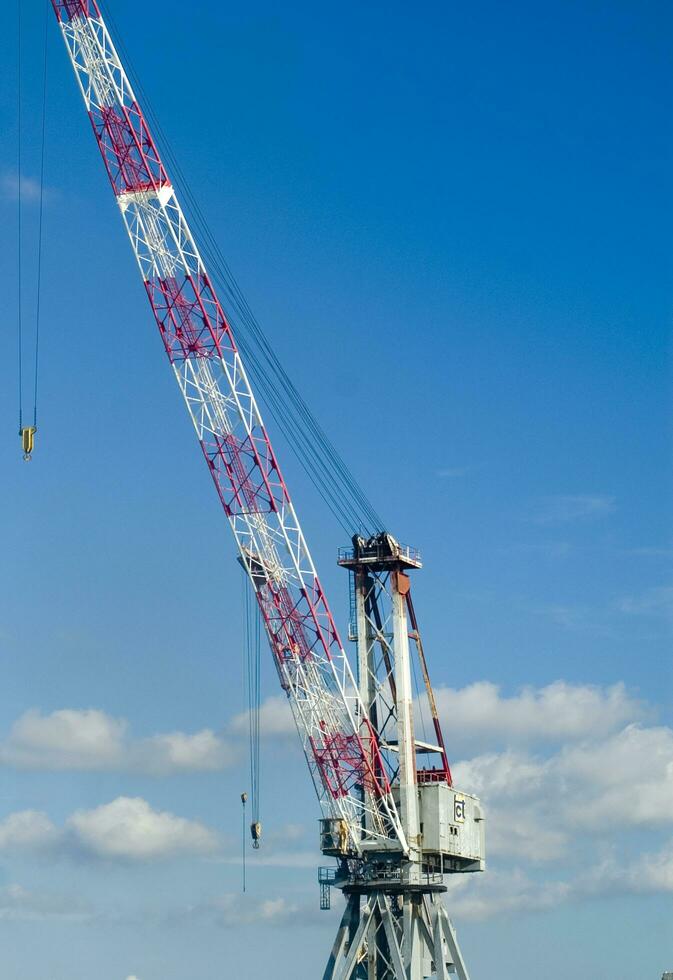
[322,889,470,980]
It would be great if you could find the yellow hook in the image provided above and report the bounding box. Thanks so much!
[20,426,36,461]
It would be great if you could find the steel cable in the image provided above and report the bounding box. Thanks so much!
[17,0,23,433]
[16,0,48,437]
[99,1,385,536]
[32,2,49,430]
[244,574,261,834]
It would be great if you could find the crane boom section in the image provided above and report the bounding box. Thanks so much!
[50,0,407,854]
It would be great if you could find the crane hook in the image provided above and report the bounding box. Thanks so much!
[20,426,36,461]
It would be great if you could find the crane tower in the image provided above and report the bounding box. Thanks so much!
[48,3,485,977]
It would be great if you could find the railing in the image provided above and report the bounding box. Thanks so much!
[340,863,444,889]
[318,867,337,911]
[337,542,422,565]
[417,768,451,785]
[347,571,358,642]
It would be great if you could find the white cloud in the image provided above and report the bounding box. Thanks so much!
[134,729,234,775]
[0,810,60,853]
[0,708,235,775]
[182,892,301,928]
[221,850,317,869]
[0,883,91,922]
[434,680,643,749]
[452,714,673,867]
[556,724,673,830]
[1,680,669,931]
[445,678,671,871]
[67,797,219,861]
[453,749,547,799]
[577,839,673,897]
[229,694,294,738]
[216,822,315,869]
[0,797,221,863]
[1,709,127,770]
[529,494,616,524]
[444,868,571,921]
[615,838,673,894]
[453,751,570,862]
[440,835,673,920]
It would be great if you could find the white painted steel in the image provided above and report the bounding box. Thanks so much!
[391,577,421,872]
[53,5,406,853]
[323,892,471,980]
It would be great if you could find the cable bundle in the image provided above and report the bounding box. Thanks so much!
[100,1,384,537]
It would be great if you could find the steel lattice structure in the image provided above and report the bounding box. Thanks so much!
[50,0,405,854]
[49,5,485,978]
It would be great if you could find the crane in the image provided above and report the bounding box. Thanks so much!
[48,3,485,977]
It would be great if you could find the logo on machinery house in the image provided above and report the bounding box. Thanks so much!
[454,795,466,823]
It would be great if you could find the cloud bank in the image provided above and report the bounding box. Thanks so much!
[0,797,219,863]
[0,709,234,774]
[1,679,671,923]
[434,680,643,749]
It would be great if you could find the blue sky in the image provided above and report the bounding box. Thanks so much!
[0,0,671,978]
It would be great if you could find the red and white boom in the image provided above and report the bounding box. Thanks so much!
[49,0,407,853]
[50,7,486,977]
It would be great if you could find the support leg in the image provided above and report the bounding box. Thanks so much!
[331,900,375,980]
[439,908,471,980]
[378,895,407,980]
[324,889,472,980]
[323,894,361,980]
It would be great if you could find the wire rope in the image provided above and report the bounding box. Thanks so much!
[245,581,261,829]
[16,0,48,439]
[32,2,49,430]
[17,0,23,433]
[98,1,385,536]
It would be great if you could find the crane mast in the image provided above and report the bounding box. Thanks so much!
[49,4,485,978]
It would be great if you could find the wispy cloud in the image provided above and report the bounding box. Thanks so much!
[0,172,54,204]
[528,600,616,635]
[220,850,318,869]
[217,822,316,869]
[578,838,673,897]
[525,581,673,635]
[0,883,92,923]
[528,494,616,524]
[437,465,472,479]
[625,545,673,558]
[444,868,571,921]
[167,893,325,929]
[229,694,294,739]
[443,831,673,921]
[507,540,574,559]
[615,584,673,618]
